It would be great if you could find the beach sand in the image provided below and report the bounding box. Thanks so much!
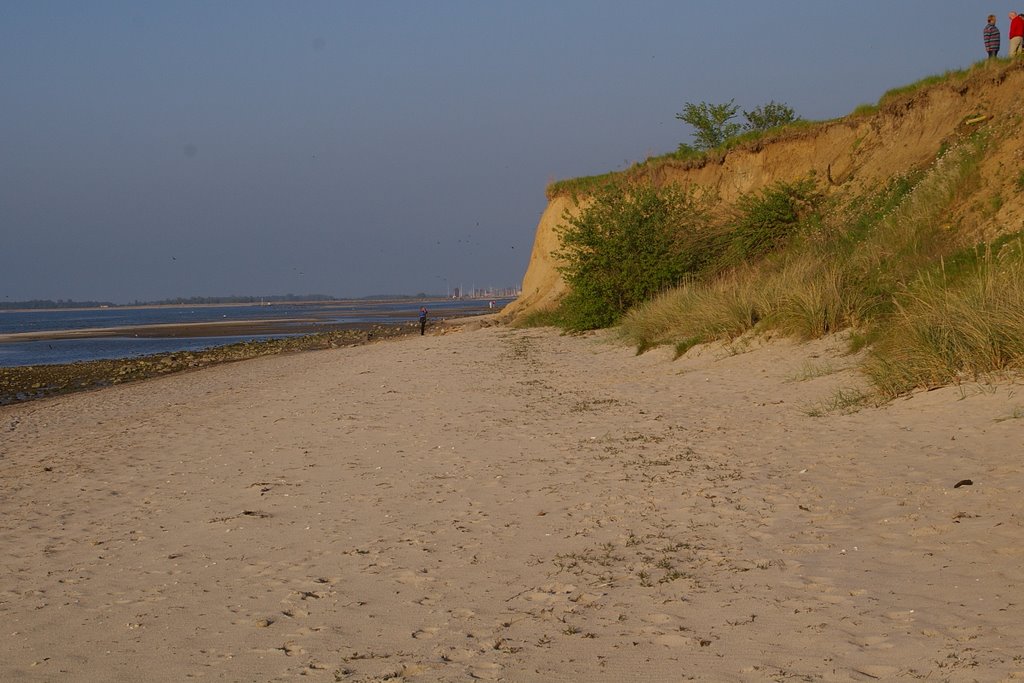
[1,325,1022,681]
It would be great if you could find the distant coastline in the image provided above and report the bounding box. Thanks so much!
[0,298,513,368]
[0,295,457,314]
[0,308,504,404]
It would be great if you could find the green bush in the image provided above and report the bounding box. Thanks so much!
[558,177,824,334]
[743,101,799,132]
[675,99,800,151]
[554,182,709,330]
[715,177,823,271]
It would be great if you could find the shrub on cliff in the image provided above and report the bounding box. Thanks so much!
[675,100,742,151]
[712,176,823,273]
[675,99,799,152]
[621,137,1015,400]
[555,182,709,330]
[743,101,799,132]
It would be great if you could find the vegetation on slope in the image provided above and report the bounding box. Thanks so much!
[525,59,1024,398]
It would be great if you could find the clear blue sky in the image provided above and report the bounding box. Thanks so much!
[0,1,992,303]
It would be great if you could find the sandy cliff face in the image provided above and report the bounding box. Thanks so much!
[506,62,1024,322]
[501,195,575,319]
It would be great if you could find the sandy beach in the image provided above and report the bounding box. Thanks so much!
[2,325,1022,681]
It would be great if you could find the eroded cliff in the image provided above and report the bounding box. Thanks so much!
[505,61,1024,322]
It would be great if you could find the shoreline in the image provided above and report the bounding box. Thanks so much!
[0,318,318,342]
[0,317,374,342]
[0,299,511,344]
[0,316,493,405]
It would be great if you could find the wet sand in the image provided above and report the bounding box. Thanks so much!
[1,326,1022,681]
[0,300,500,343]
[0,318,322,342]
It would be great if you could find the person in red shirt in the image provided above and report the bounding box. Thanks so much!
[1010,11,1024,56]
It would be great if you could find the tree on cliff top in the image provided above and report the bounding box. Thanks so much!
[675,100,742,151]
[676,99,799,151]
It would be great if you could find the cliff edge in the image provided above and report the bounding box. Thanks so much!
[505,61,1024,322]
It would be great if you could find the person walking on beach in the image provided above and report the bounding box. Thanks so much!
[985,15,1001,58]
[1010,11,1024,56]
[418,306,428,335]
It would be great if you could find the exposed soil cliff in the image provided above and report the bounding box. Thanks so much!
[505,61,1024,321]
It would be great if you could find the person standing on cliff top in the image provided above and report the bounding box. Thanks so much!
[1010,11,1024,56]
[418,306,428,335]
[985,15,1001,57]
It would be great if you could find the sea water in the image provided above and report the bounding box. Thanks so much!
[0,298,510,367]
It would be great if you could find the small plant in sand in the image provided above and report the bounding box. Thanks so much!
[993,405,1024,423]
[786,360,838,383]
[804,387,871,417]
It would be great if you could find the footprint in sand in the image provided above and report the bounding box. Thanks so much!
[641,613,675,625]
[884,609,916,623]
[853,665,900,678]
[654,633,693,648]
[273,641,305,657]
[230,616,275,628]
[412,626,441,639]
[855,634,895,650]
[523,583,577,605]
[394,569,434,587]
[467,662,502,680]
[412,595,439,607]
[437,646,477,663]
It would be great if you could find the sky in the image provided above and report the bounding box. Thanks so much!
[0,1,995,303]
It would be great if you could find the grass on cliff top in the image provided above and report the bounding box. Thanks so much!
[545,121,820,199]
[547,58,1010,200]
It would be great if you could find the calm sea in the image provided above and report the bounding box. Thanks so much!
[0,298,510,367]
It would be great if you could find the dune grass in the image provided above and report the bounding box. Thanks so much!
[865,241,1024,397]
[617,135,1013,396]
